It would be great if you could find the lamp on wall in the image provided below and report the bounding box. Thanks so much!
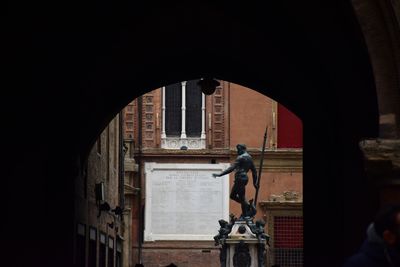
[97,201,111,218]
[95,183,127,218]
[111,206,124,216]
[198,77,220,95]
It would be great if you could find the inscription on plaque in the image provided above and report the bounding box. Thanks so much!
[144,163,230,241]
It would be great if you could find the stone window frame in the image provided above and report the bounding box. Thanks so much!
[161,80,206,149]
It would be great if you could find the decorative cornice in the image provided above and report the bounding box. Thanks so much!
[259,201,303,210]
[133,148,302,170]
[133,148,231,158]
[247,149,303,172]
[161,137,206,150]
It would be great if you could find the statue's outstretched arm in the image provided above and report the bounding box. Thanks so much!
[213,159,238,177]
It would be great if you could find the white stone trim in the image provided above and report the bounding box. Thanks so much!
[161,137,206,149]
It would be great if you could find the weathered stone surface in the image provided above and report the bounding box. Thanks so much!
[359,139,400,175]
[359,139,400,207]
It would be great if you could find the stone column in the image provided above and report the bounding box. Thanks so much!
[181,81,187,139]
[201,92,206,139]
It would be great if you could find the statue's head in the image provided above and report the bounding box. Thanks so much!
[236,144,246,155]
[256,219,266,228]
[219,219,228,227]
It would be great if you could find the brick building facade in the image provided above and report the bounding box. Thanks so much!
[124,81,303,267]
[74,114,131,267]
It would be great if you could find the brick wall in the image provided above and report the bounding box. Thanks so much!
[74,114,123,267]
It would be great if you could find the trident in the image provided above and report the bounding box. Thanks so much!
[254,126,268,207]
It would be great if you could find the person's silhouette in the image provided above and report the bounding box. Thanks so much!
[343,205,400,267]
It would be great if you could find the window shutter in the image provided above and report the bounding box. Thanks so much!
[186,79,202,137]
[165,83,182,136]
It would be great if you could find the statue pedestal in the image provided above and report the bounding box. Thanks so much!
[215,218,269,267]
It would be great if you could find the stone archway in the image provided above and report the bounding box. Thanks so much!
[352,0,400,138]
[3,1,387,267]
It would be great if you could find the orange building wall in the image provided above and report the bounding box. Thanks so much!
[228,170,302,221]
[229,83,275,149]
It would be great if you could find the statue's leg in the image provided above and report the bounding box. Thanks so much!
[237,179,248,217]
[230,182,241,203]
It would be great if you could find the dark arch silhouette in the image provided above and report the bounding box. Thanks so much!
[4,1,394,267]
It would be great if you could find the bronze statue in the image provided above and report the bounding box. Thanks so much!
[213,219,233,246]
[213,144,258,219]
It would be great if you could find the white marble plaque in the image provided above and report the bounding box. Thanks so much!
[144,162,230,241]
